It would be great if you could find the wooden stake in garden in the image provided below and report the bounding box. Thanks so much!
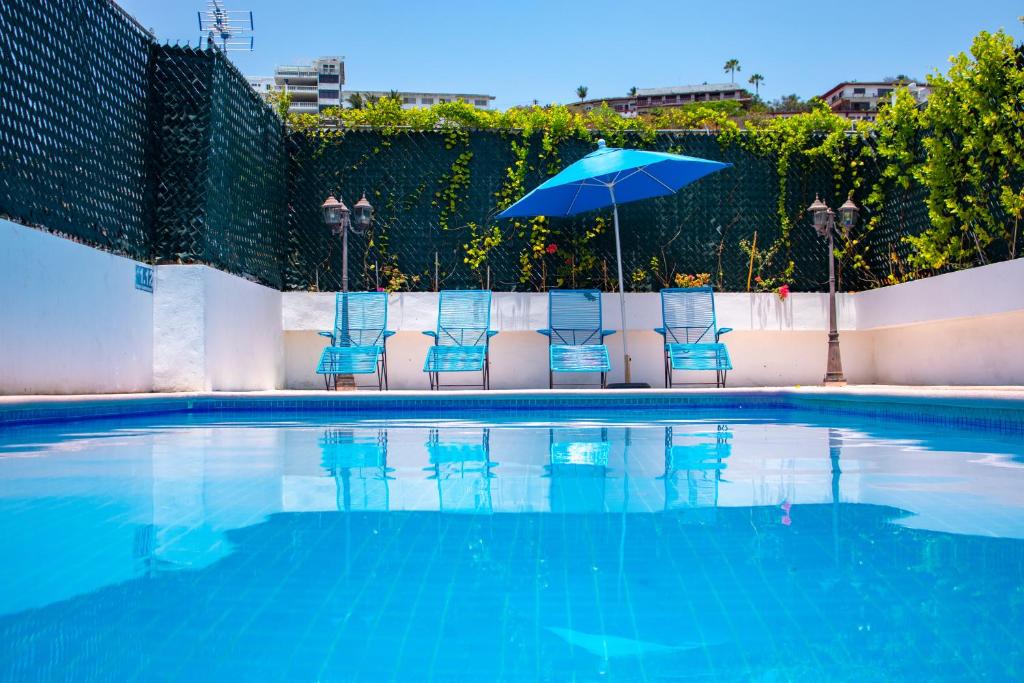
[746,230,758,292]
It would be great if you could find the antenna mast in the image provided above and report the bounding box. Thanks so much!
[197,1,254,52]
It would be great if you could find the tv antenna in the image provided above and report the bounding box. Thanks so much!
[197,1,254,52]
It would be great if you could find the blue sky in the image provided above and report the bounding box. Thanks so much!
[119,0,1021,108]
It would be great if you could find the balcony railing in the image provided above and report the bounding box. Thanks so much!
[276,66,317,77]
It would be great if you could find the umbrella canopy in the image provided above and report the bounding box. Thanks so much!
[497,139,731,385]
[497,140,730,218]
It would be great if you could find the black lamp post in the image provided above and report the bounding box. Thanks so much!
[807,195,859,386]
[322,193,374,292]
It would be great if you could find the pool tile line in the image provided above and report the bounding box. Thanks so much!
[0,389,1022,433]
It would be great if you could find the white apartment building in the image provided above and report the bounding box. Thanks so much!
[248,56,344,114]
[344,90,495,109]
[820,80,931,121]
[248,57,495,113]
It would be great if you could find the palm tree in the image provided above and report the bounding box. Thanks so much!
[346,92,364,110]
[576,85,588,101]
[628,86,637,97]
[723,59,741,83]
[748,73,764,95]
[386,89,401,102]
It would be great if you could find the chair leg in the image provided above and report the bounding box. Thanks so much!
[382,348,389,390]
[324,374,331,391]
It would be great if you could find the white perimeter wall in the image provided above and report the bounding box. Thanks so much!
[1,219,1021,393]
[283,259,1024,389]
[0,220,153,394]
[154,265,283,392]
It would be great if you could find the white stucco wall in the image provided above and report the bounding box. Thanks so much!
[281,290,866,389]
[281,260,1023,389]
[853,259,1024,385]
[0,220,153,394]
[154,265,283,391]
[3,217,1020,394]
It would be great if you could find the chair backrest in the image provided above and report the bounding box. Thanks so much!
[660,287,719,343]
[436,290,492,346]
[332,291,388,347]
[548,289,604,345]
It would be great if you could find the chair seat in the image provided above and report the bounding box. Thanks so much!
[424,345,487,373]
[666,343,732,371]
[550,344,611,373]
[316,346,383,375]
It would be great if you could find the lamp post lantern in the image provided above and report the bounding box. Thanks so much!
[807,194,859,386]
[322,192,373,292]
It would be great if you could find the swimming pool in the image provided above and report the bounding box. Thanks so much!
[1,404,1022,681]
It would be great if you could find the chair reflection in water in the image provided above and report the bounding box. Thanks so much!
[320,428,394,512]
[426,428,496,513]
[547,427,611,513]
[661,424,731,520]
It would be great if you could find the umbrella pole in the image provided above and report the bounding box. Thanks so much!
[611,200,631,383]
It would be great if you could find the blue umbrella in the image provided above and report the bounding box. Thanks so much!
[497,139,731,384]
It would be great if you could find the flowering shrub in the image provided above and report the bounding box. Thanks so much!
[777,284,790,300]
[673,272,711,288]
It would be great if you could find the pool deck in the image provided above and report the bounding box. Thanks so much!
[1,386,1023,431]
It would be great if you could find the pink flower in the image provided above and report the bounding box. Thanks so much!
[777,284,790,301]
[376,287,386,292]
[546,243,558,255]
[754,275,762,283]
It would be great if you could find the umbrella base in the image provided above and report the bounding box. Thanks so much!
[606,382,651,389]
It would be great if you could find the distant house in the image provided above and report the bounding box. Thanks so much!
[568,83,753,118]
[820,81,930,121]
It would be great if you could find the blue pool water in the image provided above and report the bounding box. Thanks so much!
[1,409,1022,681]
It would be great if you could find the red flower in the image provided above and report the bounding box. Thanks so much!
[777,284,790,300]
[754,275,762,283]
[545,243,558,254]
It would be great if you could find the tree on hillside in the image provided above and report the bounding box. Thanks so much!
[723,59,741,82]
[576,85,589,101]
[769,93,814,113]
[748,73,764,95]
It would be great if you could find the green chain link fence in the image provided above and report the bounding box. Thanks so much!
[149,45,286,288]
[0,0,152,260]
[283,129,905,293]
[1,0,933,294]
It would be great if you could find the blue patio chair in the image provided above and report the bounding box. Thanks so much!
[320,428,394,511]
[547,427,610,513]
[539,289,614,389]
[423,290,497,390]
[316,291,394,390]
[425,428,495,513]
[656,287,732,388]
[661,425,731,514]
